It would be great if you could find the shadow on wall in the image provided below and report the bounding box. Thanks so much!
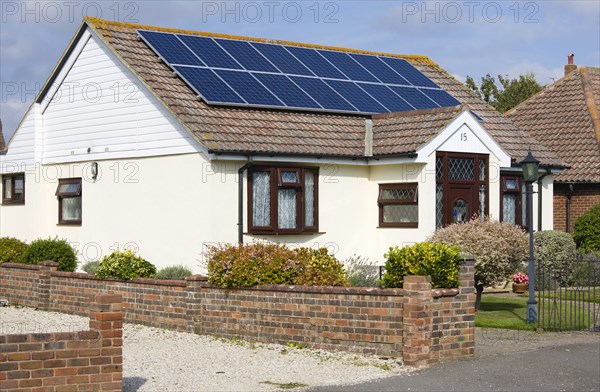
[123,377,147,392]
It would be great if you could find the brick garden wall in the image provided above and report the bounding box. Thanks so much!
[0,294,122,391]
[0,259,476,366]
[554,183,600,232]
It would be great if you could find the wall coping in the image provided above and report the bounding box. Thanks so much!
[50,271,188,287]
[0,262,41,270]
[431,288,460,298]
[202,282,405,296]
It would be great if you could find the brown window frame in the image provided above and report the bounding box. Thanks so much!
[500,175,528,229]
[2,173,25,205]
[248,166,318,235]
[378,183,419,228]
[56,178,82,226]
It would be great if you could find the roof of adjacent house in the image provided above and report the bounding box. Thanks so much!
[53,18,561,166]
[0,119,5,153]
[506,67,600,182]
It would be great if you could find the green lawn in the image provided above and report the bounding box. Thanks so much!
[475,295,594,331]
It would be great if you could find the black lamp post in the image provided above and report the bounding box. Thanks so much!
[521,150,539,324]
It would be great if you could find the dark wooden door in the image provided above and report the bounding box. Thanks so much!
[446,183,475,224]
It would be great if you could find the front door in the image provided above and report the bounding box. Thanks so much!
[436,152,489,228]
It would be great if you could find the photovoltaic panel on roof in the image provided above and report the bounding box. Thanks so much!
[138,29,461,115]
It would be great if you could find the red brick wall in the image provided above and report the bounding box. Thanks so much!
[0,294,122,392]
[0,260,475,365]
[201,285,404,356]
[554,183,600,232]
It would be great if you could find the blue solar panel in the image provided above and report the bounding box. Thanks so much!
[174,66,245,103]
[380,57,439,88]
[290,76,355,111]
[251,42,314,76]
[324,80,386,113]
[419,88,461,108]
[139,31,204,66]
[139,29,462,115]
[389,86,437,110]
[216,70,282,106]
[215,39,279,73]
[350,54,410,85]
[285,47,347,79]
[177,35,242,69]
[253,73,321,109]
[319,51,378,82]
[357,83,414,112]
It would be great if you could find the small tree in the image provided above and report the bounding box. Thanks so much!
[429,217,528,309]
[573,203,600,255]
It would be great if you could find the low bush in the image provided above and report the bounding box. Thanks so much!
[0,237,28,264]
[81,260,99,275]
[573,203,600,254]
[96,250,156,280]
[206,242,348,288]
[21,237,77,272]
[381,242,461,289]
[156,264,193,280]
[534,230,577,288]
[344,255,380,287]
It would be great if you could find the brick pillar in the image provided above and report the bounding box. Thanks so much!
[402,276,433,367]
[37,260,58,311]
[458,256,476,356]
[89,294,123,392]
[185,275,207,334]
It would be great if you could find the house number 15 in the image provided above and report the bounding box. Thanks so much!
[460,132,467,141]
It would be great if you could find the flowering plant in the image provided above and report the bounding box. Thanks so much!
[513,272,529,284]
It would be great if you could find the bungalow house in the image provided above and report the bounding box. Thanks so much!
[0,18,563,271]
[506,56,600,233]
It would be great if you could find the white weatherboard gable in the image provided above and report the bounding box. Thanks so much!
[416,111,512,167]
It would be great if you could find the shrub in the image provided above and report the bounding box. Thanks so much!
[96,250,156,280]
[156,264,193,280]
[573,203,600,254]
[381,242,461,289]
[81,260,99,275]
[21,237,77,272]
[206,242,348,288]
[0,237,28,264]
[345,255,381,287]
[534,230,577,288]
[294,248,349,286]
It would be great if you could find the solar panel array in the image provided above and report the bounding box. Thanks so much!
[138,30,461,115]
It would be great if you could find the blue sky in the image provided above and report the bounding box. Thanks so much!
[1,0,599,141]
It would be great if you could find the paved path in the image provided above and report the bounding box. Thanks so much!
[311,332,600,392]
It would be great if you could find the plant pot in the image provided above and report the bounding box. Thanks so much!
[512,283,528,294]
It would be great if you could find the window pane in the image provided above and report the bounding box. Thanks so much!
[436,184,444,229]
[304,172,315,227]
[448,158,474,180]
[14,177,24,199]
[3,178,11,199]
[479,159,486,181]
[252,172,271,227]
[62,197,82,221]
[57,182,81,195]
[381,187,415,201]
[505,179,518,190]
[383,205,418,223]
[479,185,486,217]
[436,157,444,180]
[280,170,298,184]
[278,189,296,229]
[503,194,517,224]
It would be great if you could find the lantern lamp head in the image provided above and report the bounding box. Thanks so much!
[521,150,540,183]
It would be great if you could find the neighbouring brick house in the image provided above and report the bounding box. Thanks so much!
[507,56,600,233]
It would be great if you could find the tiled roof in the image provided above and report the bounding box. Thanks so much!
[373,106,464,156]
[0,119,5,153]
[506,67,600,182]
[84,18,561,165]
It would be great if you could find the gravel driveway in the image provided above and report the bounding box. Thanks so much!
[0,306,411,391]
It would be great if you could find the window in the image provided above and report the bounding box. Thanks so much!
[500,175,528,228]
[56,178,82,225]
[2,173,25,205]
[378,183,418,228]
[248,167,318,234]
